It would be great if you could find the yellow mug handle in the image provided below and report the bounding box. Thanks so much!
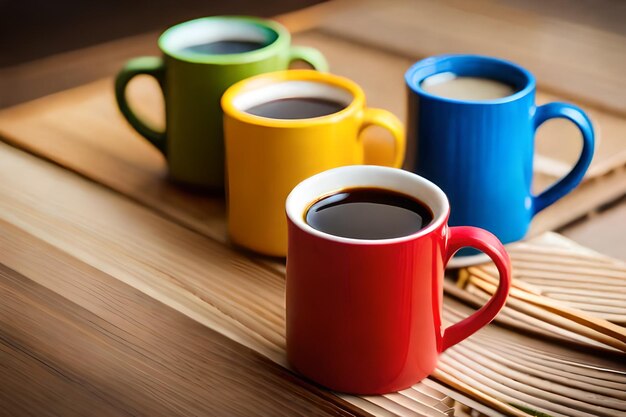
[359,108,406,168]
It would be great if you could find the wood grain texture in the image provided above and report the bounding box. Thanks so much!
[0,78,228,243]
[438,299,626,417]
[0,143,455,416]
[0,233,358,417]
[560,197,626,261]
[318,0,626,116]
[458,232,626,352]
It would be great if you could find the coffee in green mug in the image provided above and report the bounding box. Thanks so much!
[115,16,328,189]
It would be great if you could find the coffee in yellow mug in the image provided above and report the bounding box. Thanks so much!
[222,70,405,256]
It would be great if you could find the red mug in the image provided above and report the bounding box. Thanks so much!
[285,165,511,394]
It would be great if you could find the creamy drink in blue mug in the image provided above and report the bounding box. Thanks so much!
[404,55,594,250]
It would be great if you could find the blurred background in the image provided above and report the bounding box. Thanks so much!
[0,0,324,108]
[3,0,626,109]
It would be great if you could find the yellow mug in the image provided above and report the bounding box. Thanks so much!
[222,70,405,256]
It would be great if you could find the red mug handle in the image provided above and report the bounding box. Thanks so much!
[441,226,512,352]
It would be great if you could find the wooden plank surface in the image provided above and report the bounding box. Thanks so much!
[0,143,457,416]
[0,78,228,243]
[2,142,624,417]
[560,197,626,261]
[0,226,357,417]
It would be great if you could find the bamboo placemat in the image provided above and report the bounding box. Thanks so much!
[438,234,626,416]
[454,232,626,353]
[438,298,626,417]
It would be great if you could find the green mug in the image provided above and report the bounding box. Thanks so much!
[115,16,328,189]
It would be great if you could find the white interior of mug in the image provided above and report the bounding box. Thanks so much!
[231,81,354,112]
[161,19,277,53]
[286,165,449,244]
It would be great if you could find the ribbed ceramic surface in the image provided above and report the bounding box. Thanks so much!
[408,88,534,244]
[405,55,594,246]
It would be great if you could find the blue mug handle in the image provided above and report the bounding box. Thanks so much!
[531,103,595,214]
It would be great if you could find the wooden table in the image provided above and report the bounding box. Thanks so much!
[1,1,625,416]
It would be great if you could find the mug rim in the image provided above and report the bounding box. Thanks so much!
[286,165,450,245]
[405,54,535,105]
[158,16,290,65]
[221,69,366,127]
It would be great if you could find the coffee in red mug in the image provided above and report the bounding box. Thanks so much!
[285,165,511,394]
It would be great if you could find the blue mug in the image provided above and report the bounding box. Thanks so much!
[405,55,594,246]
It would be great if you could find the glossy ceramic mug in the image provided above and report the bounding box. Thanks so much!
[286,165,511,394]
[115,16,327,189]
[405,55,594,246]
[222,70,405,256]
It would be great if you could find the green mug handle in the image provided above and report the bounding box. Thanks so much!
[114,56,167,155]
[288,46,329,71]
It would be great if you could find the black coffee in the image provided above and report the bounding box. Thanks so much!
[246,98,345,119]
[182,40,265,55]
[305,187,434,240]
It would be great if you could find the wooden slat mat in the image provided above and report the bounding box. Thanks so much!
[453,232,626,353]
[438,298,626,417]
